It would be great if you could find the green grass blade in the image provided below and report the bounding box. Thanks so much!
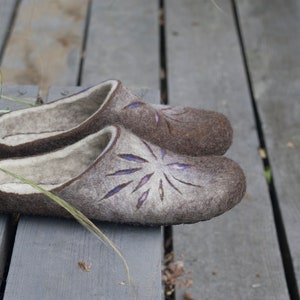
[0,167,132,287]
[0,109,10,114]
[264,166,272,184]
[0,95,37,107]
[0,70,37,107]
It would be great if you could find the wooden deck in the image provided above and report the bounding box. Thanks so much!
[0,0,299,299]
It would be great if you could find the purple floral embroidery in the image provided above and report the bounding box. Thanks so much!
[167,163,191,170]
[155,112,160,124]
[107,168,142,176]
[102,141,200,208]
[160,149,166,159]
[163,173,182,194]
[171,175,202,188]
[132,173,154,193]
[159,179,164,201]
[101,181,133,200]
[142,141,157,159]
[136,189,150,209]
[118,154,148,163]
[123,102,145,109]
[122,101,191,135]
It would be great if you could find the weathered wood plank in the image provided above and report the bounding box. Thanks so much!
[0,216,9,286]
[82,0,160,89]
[0,85,39,286]
[2,0,163,298]
[165,0,289,299]
[3,87,162,300]
[0,1,21,285]
[0,85,37,111]
[4,217,162,300]
[236,0,300,292]
[0,0,89,95]
[0,0,18,57]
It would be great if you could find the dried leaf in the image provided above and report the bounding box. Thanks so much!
[258,148,267,159]
[184,291,194,300]
[287,142,295,148]
[78,261,91,272]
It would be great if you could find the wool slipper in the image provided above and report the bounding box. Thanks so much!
[0,80,232,158]
[0,125,245,226]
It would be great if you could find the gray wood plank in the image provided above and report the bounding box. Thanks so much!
[0,84,37,111]
[0,85,39,285]
[0,0,89,95]
[236,0,300,292]
[0,215,9,286]
[165,0,289,299]
[0,0,18,57]
[4,217,161,300]
[3,87,162,300]
[82,0,160,89]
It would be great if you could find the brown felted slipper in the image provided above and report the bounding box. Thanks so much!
[0,80,232,158]
[0,125,245,226]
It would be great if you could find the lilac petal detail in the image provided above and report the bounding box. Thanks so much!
[159,179,164,201]
[136,189,150,209]
[167,163,191,170]
[123,102,145,109]
[155,112,160,124]
[118,154,148,163]
[172,175,202,188]
[101,181,132,200]
[107,168,142,176]
[160,149,166,159]
[132,173,154,193]
[164,173,182,194]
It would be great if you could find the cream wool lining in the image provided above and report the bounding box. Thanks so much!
[0,126,117,194]
[0,80,118,146]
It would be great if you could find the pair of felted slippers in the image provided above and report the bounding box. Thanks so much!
[0,80,246,225]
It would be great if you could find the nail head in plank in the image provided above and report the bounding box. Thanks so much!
[0,85,38,111]
[165,0,289,298]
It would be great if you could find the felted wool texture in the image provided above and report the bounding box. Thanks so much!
[111,87,233,156]
[0,127,115,193]
[0,125,246,226]
[0,80,118,146]
[0,79,233,159]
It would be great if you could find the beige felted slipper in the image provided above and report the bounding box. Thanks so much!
[0,80,232,158]
[0,125,245,226]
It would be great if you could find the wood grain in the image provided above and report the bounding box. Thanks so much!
[165,0,289,299]
[0,0,89,95]
[82,0,160,89]
[237,0,300,292]
[0,85,39,285]
[0,1,21,283]
[0,216,9,286]
[4,217,161,300]
[0,0,18,57]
